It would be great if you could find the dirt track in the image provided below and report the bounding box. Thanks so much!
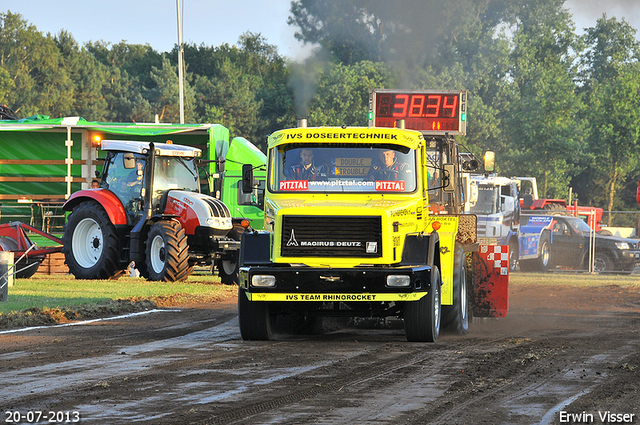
[2,276,640,425]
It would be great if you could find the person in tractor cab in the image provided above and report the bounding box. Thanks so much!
[286,148,329,181]
[368,149,410,181]
[125,159,145,190]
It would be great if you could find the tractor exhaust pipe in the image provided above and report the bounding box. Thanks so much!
[298,118,307,128]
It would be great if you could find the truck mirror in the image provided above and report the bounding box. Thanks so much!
[468,181,479,205]
[443,163,456,193]
[242,164,254,194]
[483,151,495,173]
[502,196,515,213]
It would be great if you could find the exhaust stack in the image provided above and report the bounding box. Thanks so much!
[297,118,308,128]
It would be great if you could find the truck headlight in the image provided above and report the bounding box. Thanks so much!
[615,242,630,250]
[252,275,276,287]
[386,275,411,287]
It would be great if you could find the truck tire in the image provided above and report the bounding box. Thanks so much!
[404,265,441,342]
[536,234,551,272]
[63,201,122,279]
[508,239,519,272]
[593,252,613,273]
[145,220,191,281]
[521,233,551,272]
[215,258,239,285]
[238,287,274,340]
[442,246,469,335]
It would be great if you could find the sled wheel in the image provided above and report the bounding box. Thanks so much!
[0,237,42,279]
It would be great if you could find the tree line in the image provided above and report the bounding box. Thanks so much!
[1,0,640,214]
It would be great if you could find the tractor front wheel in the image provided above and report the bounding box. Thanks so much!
[145,220,191,281]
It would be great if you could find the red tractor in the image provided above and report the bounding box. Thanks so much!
[62,140,239,281]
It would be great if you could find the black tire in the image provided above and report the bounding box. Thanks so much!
[508,238,519,272]
[62,201,122,279]
[238,287,274,340]
[593,252,613,273]
[542,203,566,212]
[215,258,239,285]
[520,233,551,272]
[404,266,441,342]
[0,237,42,278]
[442,245,469,335]
[145,220,191,281]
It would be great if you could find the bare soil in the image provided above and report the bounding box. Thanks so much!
[2,276,639,425]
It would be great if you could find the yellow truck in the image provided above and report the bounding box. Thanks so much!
[238,90,508,342]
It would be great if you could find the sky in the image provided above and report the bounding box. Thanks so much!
[7,0,640,61]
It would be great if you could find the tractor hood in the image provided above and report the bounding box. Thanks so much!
[165,190,233,236]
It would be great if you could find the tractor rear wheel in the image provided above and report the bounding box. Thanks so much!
[145,220,191,281]
[62,201,122,279]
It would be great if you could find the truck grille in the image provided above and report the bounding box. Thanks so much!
[281,216,382,257]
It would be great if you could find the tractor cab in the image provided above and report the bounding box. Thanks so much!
[63,140,236,282]
[99,141,202,224]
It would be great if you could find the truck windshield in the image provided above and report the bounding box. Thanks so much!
[270,144,417,193]
[470,185,498,214]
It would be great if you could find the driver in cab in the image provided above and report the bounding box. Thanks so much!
[367,149,410,181]
[286,148,329,181]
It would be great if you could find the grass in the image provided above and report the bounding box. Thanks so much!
[0,270,237,329]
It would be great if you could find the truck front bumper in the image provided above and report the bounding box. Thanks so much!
[239,265,435,302]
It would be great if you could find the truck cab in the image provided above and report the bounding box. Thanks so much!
[238,90,508,343]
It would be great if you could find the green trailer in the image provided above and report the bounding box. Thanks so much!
[0,116,267,279]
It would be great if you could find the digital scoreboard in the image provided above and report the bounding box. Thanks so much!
[369,90,466,136]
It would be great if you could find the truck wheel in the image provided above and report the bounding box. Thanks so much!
[238,287,273,340]
[216,258,239,285]
[593,252,613,273]
[536,234,551,272]
[404,266,441,342]
[63,201,122,279]
[508,239,519,272]
[442,246,469,335]
[145,220,191,281]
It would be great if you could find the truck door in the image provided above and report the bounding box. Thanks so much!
[549,218,583,269]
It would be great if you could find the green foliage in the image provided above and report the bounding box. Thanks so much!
[1,5,640,212]
[305,60,393,126]
[578,17,640,216]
